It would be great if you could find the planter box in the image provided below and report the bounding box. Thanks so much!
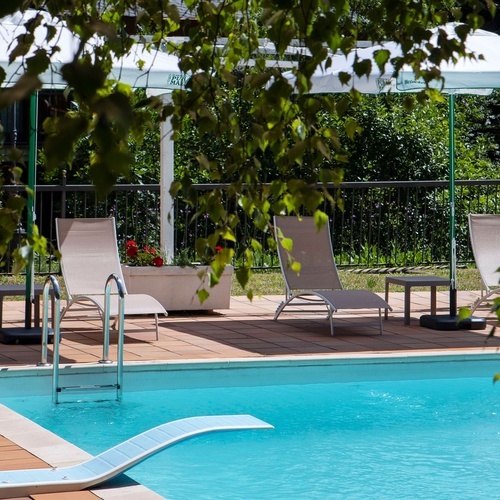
[121,265,233,311]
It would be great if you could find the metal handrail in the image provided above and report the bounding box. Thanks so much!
[37,275,61,402]
[41,273,126,403]
[102,273,126,401]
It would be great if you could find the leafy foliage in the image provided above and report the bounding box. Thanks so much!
[0,0,497,289]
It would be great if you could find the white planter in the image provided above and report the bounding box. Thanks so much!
[121,265,233,311]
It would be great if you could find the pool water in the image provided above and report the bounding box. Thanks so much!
[3,375,500,499]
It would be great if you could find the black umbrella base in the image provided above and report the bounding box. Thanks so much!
[0,327,53,345]
[419,314,487,331]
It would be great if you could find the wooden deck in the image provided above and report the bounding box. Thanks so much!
[1,290,499,367]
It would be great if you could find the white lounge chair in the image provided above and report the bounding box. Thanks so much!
[468,214,500,313]
[0,414,273,498]
[274,216,391,335]
[56,217,167,339]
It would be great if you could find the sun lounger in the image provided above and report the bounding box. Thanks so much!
[468,214,500,312]
[56,218,167,339]
[0,414,273,498]
[274,216,391,335]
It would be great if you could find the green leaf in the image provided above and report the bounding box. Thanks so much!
[458,307,471,321]
[43,115,89,170]
[353,59,372,78]
[0,0,23,18]
[26,50,51,76]
[313,211,329,230]
[345,118,358,140]
[236,266,250,290]
[281,237,293,252]
[197,288,210,304]
[374,49,390,71]
[61,60,107,101]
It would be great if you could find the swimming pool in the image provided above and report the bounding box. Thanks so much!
[2,354,500,499]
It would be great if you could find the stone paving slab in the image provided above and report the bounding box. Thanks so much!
[0,290,498,368]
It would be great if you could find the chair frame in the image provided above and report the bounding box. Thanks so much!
[56,217,167,339]
[468,214,500,313]
[273,216,391,335]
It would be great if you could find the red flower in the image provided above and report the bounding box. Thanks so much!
[125,240,164,267]
[152,256,164,267]
[126,241,139,258]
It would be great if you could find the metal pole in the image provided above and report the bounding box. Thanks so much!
[26,92,38,328]
[448,93,457,317]
[101,279,113,364]
[116,281,125,401]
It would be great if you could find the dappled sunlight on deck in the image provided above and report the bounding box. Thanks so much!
[0,290,498,367]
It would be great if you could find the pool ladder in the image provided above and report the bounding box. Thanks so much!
[39,274,126,404]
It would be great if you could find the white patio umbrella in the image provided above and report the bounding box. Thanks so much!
[0,10,187,341]
[0,10,187,91]
[285,23,500,329]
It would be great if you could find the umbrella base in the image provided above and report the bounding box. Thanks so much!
[419,314,487,331]
[0,327,53,345]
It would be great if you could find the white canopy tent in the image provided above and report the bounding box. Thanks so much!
[285,23,500,329]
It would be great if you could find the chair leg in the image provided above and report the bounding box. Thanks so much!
[328,307,334,336]
[155,314,159,341]
[378,309,383,335]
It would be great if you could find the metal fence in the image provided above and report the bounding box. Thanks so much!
[2,177,500,274]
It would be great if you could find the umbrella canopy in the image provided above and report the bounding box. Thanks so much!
[285,23,500,325]
[292,48,399,94]
[397,24,500,92]
[0,10,187,92]
[297,23,497,95]
[0,9,186,339]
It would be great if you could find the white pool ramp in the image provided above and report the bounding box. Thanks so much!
[0,414,273,498]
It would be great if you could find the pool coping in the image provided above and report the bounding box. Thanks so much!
[0,404,164,499]
[1,347,499,377]
[1,348,499,499]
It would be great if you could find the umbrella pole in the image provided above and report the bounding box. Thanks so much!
[0,92,51,344]
[420,93,485,330]
[25,91,38,328]
[448,93,457,317]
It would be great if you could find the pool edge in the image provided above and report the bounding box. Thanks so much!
[0,404,165,499]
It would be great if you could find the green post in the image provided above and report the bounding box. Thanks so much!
[26,92,38,326]
[448,93,457,317]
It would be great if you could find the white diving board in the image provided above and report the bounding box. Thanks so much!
[0,414,273,498]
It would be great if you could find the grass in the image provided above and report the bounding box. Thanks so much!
[0,266,483,300]
[231,266,483,296]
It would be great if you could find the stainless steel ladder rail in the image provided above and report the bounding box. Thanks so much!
[102,273,126,401]
[41,274,126,403]
[38,275,61,370]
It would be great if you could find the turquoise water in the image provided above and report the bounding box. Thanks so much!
[3,374,500,499]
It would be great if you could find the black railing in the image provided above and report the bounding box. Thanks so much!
[2,178,500,274]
